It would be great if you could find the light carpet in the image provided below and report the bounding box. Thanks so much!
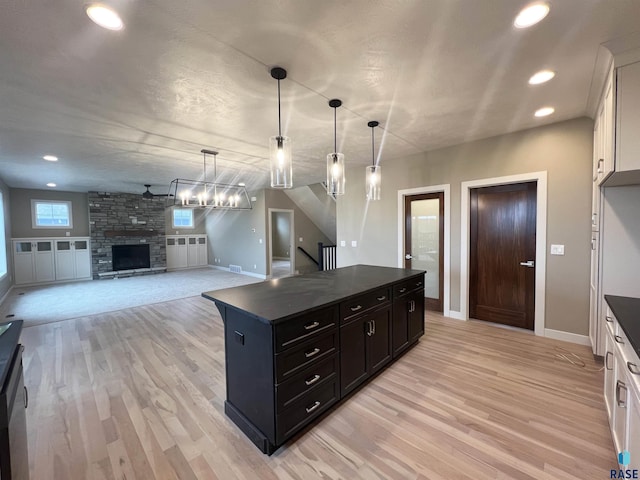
[0,268,262,327]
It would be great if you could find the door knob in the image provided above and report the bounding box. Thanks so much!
[405,254,413,260]
[519,260,535,267]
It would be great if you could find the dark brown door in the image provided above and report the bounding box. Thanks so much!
[404,192,444,312]
[469,182,536,330]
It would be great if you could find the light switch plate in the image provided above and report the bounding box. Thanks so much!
[351,240,357,247]
[299,237,303,242]
[340,240,346,247]
[550,244,565,255]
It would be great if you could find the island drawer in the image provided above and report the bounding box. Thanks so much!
[275,331,338,383]
[340,287,390,323]
[274,306,337,353]
[393,276,424,299]
[276,379,339,443]
[275,353,338,410]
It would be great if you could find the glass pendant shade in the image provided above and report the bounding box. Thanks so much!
[365,165,381,200]
[326,152,345,195]
[269,135,292,189]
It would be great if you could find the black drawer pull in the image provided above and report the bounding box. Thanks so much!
[615,335,624,344]
[305,348,320,358]
[305,401,321,414]
[350,305,362,312]
[377,296,386,301]
[628,362,640,375]
[605,316,613,323]
[399,288,406,293]
[24,386,28,409]
[305,374,321,386]
[416,282,422,287]
[304,321,320,330]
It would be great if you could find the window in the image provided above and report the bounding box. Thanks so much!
[173,208,194,228]
[31,200,73,228]
[0,192,6,278]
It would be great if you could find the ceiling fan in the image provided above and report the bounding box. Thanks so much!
[141,184,170,199]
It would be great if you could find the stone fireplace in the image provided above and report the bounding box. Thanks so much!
[88,192,166,278]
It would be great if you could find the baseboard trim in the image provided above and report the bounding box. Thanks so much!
[0,285,14,307]
[544,328,591,346]
[447,310,466,321]
[210,265,267,280]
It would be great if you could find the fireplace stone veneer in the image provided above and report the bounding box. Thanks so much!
[89,192,166,279]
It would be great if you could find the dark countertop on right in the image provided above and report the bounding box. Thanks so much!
[605,295,640,356]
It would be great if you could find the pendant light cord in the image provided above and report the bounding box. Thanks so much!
[277,79,282,139]
[334,106,337,153]
[371,126,375,166]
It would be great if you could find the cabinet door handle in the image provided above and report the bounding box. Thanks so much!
[305,401,321,414]
[617,380,627,408]
[24,386,28,409]
[304,321,320,330]
[605,316,613,323]
[627,362,640,376]
[597,158,604,174]
[366,320,372,337]
[416,282,422,287]
[377,296,386,301]
[615,335,624,344]
[605,351,613,370]
[305,348,320,358]
[591,239,595,251]
[305,374,321,386]
[371,319,376,335]
[350,305,362,312]
[399,288,407,293]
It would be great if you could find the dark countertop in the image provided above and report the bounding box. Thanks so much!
[605,295,640,356]
[202,264,425,324]
[0,320,23,390]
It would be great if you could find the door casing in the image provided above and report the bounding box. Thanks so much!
[460,172,547,336]
[397,184,451,317]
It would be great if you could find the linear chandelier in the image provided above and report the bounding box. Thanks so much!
[166,149,252,209]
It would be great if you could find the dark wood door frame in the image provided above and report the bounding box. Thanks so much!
[404,192,444,312]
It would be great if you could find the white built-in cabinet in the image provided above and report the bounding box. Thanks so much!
[13,237,91,285]
[604,306,640,463]
[166,235,207,270]
[589,57,640,357]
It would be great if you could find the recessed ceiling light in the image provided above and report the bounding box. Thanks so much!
[534,107,555,117]
[46,182,57,188]
[86,3,124,31]
[43,155,58,161]
[514,3,550,28]
[529,70,556,85]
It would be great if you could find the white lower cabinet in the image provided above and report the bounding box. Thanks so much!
[54,239,91,281]
[166,235,207,270]
[605,305,640,467]
[13,237,90,285]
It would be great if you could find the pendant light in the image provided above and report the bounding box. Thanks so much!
[327,99,345,195]
[269,67,292,189]
[365,121,381,201]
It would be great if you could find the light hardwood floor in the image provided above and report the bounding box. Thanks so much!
[21,296,614,479]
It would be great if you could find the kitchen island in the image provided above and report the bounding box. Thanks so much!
[202,264,425,454]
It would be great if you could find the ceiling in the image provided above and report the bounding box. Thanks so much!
[1,0,640,195]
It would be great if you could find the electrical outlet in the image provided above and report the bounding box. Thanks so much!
[259,238,263,244]
[351,240,357,247]
[253,264,257,269]
[299,237,303,242]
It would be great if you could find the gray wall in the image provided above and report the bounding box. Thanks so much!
[165,206,207,235]
[10,188,89,238]
[0,178,11,299]
[337,117,593,335]
[271,211,291,259]
[206,191,268,276]
[264,189,333,275]
[205,189,334,277]
[602,185,640,298]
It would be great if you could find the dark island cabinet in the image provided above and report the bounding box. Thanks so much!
[203,265,425,455]
[392,277,426,358]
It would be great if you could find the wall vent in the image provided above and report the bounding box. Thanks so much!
[229,264,242,273]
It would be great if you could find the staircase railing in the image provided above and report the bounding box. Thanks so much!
[297,246,319,267]
[318,242,337,271]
